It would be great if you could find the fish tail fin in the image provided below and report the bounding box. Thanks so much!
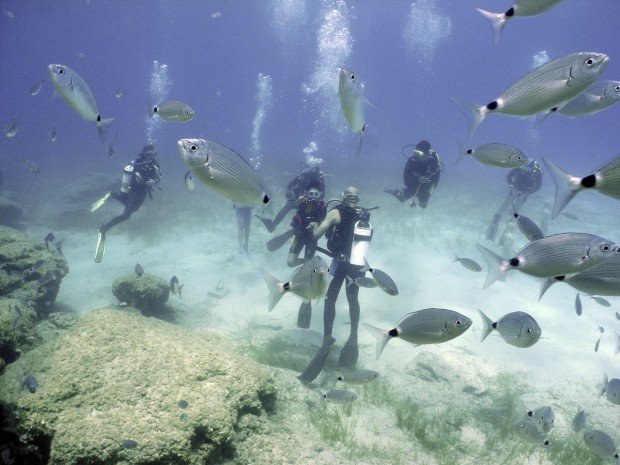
[362,258,371,273]
[355,124,365,157]
[538,278,556,300]
[477,309,494,342]
[541,156,581,219]
[96,117,113,142]
[451,98,487,140]
[345,276,357,288]
[476,244,507,289]
[614,331,620,356]
[262,270,284,312]
[362,323,391,360]
[599,372,608,396]
[475,7,506,45]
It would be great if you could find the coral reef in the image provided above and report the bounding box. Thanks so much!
[112,273,169,314]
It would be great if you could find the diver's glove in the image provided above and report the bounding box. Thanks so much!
[90,191,111,213]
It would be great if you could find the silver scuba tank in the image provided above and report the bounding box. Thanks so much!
[349,220,372,266]
[120,164,134,193]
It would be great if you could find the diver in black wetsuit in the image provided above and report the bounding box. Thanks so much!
[91,144,162,262]
[383,140,441,208]
[298,186,371,383]
[486,160,543,241]
[257,163,325,233]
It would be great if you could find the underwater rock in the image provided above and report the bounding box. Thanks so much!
[0,308,277,465]
[0,197,22,227]
[0,226,69,370]
[112,273,169,314]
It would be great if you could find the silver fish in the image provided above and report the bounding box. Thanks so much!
[583,430,619,460]
[572,408,587,433]
[44,232,63,256]
[543,155,620,218]
[170,276,183,298]
[590,295,611,307]
[540,254,620,299]
[346,276,378,288]
[454,257,482,272]
[477,233,618,289]
[323,389,357,405]
[107,141,114,157]
[23,159,39,174]
[49,124,57,142]
[177,138,269,205]
[458,143,528,168]
[363,260,398,296]
[21,374,38,393]
[115,88,125,98]
[150,100,194,122]
[363,308,472,360]
[513,212,543,241]
[594,337,602,353]
[5,117,18,138]
[526,405,554,433]
[478,310,541,348]
[336,369,379,384]
[184,171,195,191]
[575,294,582,316]
[30,79,44,96]
[455,52,608,138]
[339,67,365,156]
[515,416,550,448]
[48,64,113,140]
[556,80,620,118]
[263,256,330,312]
[599,373,620,405]
[476,0,564,44]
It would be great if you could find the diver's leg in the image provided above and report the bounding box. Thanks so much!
[486,192,513,241]
[287,237,304,267]
[396,185,415,202]
[296,239,317,328]
[338,265,362,368]
[416,186,432,209]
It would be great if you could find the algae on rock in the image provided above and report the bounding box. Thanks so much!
[112,273,169,314]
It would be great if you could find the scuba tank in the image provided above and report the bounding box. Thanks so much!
[349,219,372,266]
[120,164,134,193]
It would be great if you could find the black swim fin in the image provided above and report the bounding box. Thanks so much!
[298,336,335,383]
[338,335,358,369]
[297,301,312,329]
[486,213,500,241]
[255,215,276,233]
[266,229,295,252]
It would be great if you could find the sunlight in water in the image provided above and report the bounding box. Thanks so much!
[144,60,170,144]
[403,0,452,69]
[250,73,273,169]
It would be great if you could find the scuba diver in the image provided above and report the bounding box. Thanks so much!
[91,144,162,263]
[234,203,254,257]
[486,159,543,241]
[298,186,372,383]
[257,162,325,233]
[383,140,441,208]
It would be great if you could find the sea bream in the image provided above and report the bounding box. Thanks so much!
[457,143,528,168]
[177,138,269,205]
[263,256,330,312]
[583,430,619,460]
[454,52,608,139]
[363,308,472,360]
[150,100,194,122]
[543,155,620,219]
[339,67,366,157]
[478,310,541,348]
[476,0,564,44]
[477,233,618,289]
[544,80,620,120]
[48,64,113,140]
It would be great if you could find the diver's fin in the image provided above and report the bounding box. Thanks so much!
[541,156,582,219]
[94,230,106,263]
[338,335,358,369]
[475,7,506,45]
[262,270,284,312]
[90,191,111,213]
[362,323,391,360]
[265,229,295,252]
[297,336,335,383]
[477,309,494,342]
[355,125,365,157]
[296,301,312,329]
[486,213,501,241]
[255,215,276,233]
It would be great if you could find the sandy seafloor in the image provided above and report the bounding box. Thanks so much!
[5,144,620,464]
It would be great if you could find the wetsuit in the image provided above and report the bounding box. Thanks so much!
[100,156,161,234]
[289,198,327,261]
[386,148,440,208]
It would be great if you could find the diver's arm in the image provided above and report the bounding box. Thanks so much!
[310,209,340,238]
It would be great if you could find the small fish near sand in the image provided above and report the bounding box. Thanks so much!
[323,389,357,405]
[594,336,602,353]
[512,211,543,241]
[572,408,587,433]
[170,276,184,298]
[121,439,138,449]
[590,296,611,307]
[525,405,554,433]
[453,257,482,272]
[575,294,582,316]
[21,374,38,393]
[514,416,550,448]
[150,100,194,122]
[363,308,472,360]
[583,430,619,460]
[134,262,144,277]
[599,373,620,405]
[362,259,398,296]
[44,232,64,256]
[336,369,379,385]
[478,310,541,348]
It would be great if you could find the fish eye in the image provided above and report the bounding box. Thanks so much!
[586,58,594,66]
[186,110,191,114]
[313,268,317,274]
[455,319,462,325]
[526,328,532,334]
[602,244,610,251]
[59,68,64,74]
[350,74,355,80]
[615,86,620,92]
[190,145,197,151]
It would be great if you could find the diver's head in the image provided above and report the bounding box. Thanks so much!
[415,140,431,153]
[306,187,321,200]
[525,160,541,173]
[341,186,359,207]
[138,144,157,160]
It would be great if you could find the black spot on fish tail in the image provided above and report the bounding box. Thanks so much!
[491,322,498,329]
[544,440,550,446]
[556,275,565,281]
[505,7,514,17]
[527,411,533,417]
[262,194,270,204]
[550,107,558,112]
[337,376,343,381]
[283,282,290,291]
[513,213,519,219]
[486,101,498,111]
[97,115,101,122]
[509,258,519,267]
[581,175,596,188]
[388,328,398,337]
[466,149,473,154]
